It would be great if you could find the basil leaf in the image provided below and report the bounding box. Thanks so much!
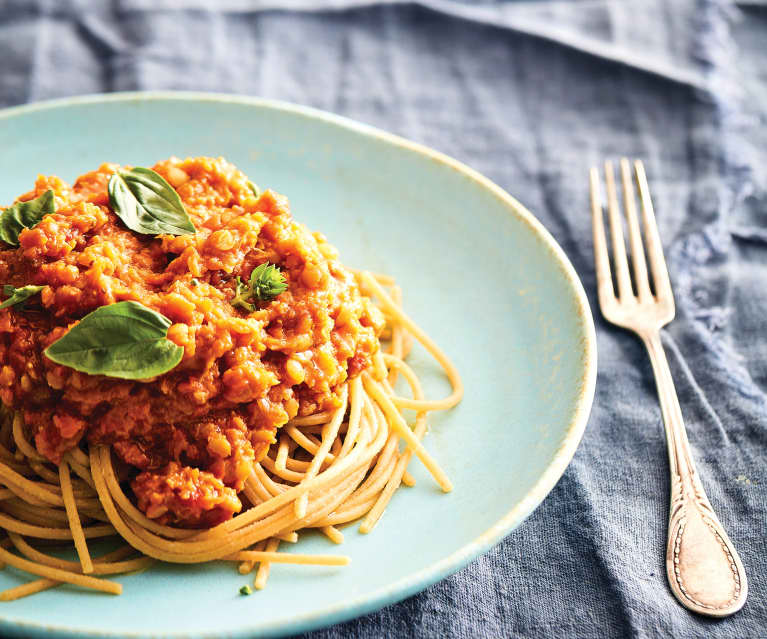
[44,301,184,380]
[0,190,55,246]
[108,167,196,236]
[0,285,45,310]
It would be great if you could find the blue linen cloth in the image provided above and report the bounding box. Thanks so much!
[1,1,766,637]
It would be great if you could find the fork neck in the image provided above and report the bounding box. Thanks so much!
[639,330,695,481]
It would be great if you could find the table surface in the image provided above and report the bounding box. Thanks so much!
[2,1,766,637]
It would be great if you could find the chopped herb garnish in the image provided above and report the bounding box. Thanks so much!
[190,278,200,287]
[239,585,252,596]
[246,180,260,199]
[0,284,45,310]
[231,276,256,312]
[230,263,287,312]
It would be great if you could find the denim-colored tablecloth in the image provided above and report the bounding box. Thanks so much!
[2,1,766,637]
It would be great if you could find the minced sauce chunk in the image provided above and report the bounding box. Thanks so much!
[0,157,383,528]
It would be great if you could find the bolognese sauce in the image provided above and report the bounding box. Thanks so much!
[0,157,383,527]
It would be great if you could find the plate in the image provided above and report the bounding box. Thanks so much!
[0,92,596,638]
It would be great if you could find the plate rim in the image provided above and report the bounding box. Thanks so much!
[0,91,597,639]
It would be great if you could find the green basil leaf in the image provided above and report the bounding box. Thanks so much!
[108,167,196,236]
[0,285,45,310]
[0,190,55,246]
[44,301,184,380]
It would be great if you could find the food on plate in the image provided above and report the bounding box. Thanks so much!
[0,157,462,599]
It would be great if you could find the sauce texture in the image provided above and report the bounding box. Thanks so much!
[0,157,383,527]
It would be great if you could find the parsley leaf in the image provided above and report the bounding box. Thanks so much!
[231,276,256,313]
[250,263,287,301]
[230,263,287,312]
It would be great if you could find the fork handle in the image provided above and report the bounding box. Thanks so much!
[641,330,747,616]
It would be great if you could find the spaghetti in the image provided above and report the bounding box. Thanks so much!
[0,157,462,598]
[0,271,462,598]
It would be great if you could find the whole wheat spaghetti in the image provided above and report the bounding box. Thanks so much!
[0,158,462,598]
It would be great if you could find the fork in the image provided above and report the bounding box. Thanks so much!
[589,159,747,617]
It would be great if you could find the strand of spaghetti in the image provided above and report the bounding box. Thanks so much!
[319,452,397,520]
[319,495,380,525]
[362,359,429,533]
[260,455,306,484]
[0,488,15,500]
[238,540,265,574]
[231,550,350,566]
[297,465,370,530]
[0,499,71,526]
[360,271,463,410]
[338,375,363,460]
[322,421,401,518]
[294,385,348,518]
[0,462,64,506]
[266,444,352,474]
[386,285,404,387]
[283,427,335,461]
[8,534,152,575]
[293,422,349,436]
[241,478,263,507]
[379,358,422,488]
[0,537,10,569]
[12,414,44,462]
[287,411,334,426]
[362,374,451,492]
[64,454,96,489]
[319,525,344,544]
[253,463,289,496]
[277,532,298,543]
[0,578,59,601]
[59,459,94,573]
[0,546,121,595]
[246,471,273,503]
[275,435,289,471]
[349,268,396,286]
[0,454,29,477]
[254,538,280,590]
[0,511,114,540]
[0,440,19,464]
[30,461,64,484]
[67,447,90,467]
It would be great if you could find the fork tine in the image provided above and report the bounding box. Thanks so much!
[620,158,651,300]
[604,161,633,299]
[589,167,616,307]
[634,160,673,302]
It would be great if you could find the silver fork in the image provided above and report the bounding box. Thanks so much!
[590,159,747,617]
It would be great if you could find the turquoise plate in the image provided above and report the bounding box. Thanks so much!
[0,93,596,638]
